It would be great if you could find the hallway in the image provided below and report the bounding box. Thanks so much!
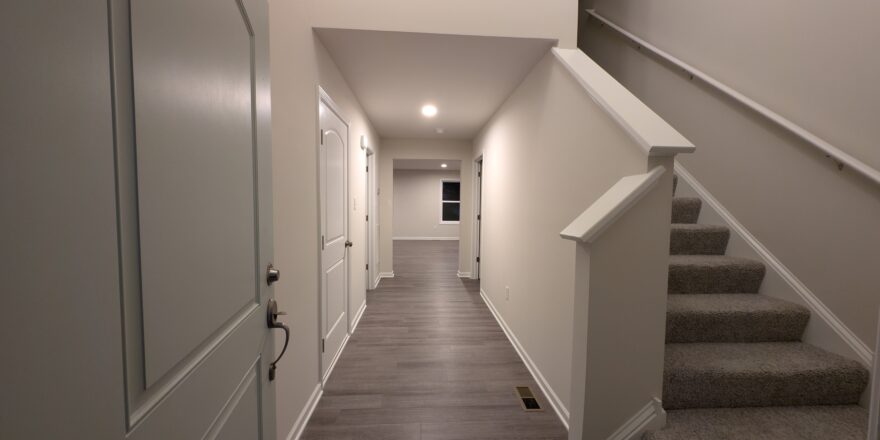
[301,240,567,439]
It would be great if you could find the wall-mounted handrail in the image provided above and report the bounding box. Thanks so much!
[586,9,880,187]
[560,165,666,243]
[551,48,694,157]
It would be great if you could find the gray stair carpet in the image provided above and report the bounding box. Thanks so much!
[644,180,871,438]
[643,406,869,440]
[670,224,729,255]
[666,294,810,343]
[671,197,701,224]
[663,342,868,409]
[668,255,766,294]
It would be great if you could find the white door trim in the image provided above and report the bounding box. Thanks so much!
[365,150,377,290]
[316,85,351,382]
[471,156,483,279]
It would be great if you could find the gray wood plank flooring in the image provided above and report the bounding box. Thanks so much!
[301,240,567,439]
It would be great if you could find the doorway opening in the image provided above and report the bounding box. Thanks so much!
[391,159,463,266]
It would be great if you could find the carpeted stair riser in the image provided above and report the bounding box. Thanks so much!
[666,294,810,343]
[670,224,730,255]
[663,342,869,410]
[671,197,701,224]
[643,406,869,440]
[668,255,766,294]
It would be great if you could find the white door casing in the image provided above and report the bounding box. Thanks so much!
[319,89,350,382]
[116,0,276,437]
[472,158,483,279]
[366,150,377,289]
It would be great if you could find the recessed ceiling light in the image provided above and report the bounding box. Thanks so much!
[441,163,448,168]
[435,128,445,134]
[421,104,438,118]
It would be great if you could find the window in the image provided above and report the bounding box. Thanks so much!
[441,180,460,223]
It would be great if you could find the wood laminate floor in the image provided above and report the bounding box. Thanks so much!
[301,240,567,440]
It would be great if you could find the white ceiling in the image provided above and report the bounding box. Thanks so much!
[394,159,461,171]
[316,28,555,140]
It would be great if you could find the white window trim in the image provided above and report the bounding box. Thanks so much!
[440,178,461,224]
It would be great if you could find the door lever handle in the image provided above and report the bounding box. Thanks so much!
[267,299,289,381]
[345,240,353,248]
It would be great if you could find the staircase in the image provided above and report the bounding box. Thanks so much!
[644,176,871,439]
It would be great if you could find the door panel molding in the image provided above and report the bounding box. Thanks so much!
[127,306,265,439]
[131,0,258,385]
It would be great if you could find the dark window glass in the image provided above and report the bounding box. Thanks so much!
[442,181,460,201]
[442,202,460,222]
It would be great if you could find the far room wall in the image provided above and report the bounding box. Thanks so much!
[393,169,462,240]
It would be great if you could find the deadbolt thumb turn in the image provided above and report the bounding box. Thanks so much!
[266,264,280,285]
[267,299,289,381]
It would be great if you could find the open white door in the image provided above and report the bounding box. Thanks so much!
[319,89,350,382]
[116,0,278,437]
[3,1,277,438]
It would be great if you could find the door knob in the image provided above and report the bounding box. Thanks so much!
[267,299,289,381]
[266,264,280,285]
[344,240,353,248]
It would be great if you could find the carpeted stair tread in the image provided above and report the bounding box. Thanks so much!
[670,223,730,255]
[668,255,766,294]
[643,405,868,440]
[667,294,810,343]
[663,342,869,409]
[672,197,701,224]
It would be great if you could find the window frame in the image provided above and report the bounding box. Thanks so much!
[439,178,461,225]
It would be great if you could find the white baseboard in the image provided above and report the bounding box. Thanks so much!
[607,397,666,440]
[392,237,459,241]
[480,288,570,429]
[284,383,323,440]
[675,162,873,366]
[350,300,367,333]
[378,271,394,279]
[456,271,472,278]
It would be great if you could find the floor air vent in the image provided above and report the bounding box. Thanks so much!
[515,386,543,411]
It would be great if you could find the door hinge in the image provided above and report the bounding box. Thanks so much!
[477,214,481,220]
[320,129,324,145]
[321,339,325,353]
[476,257,480,263]
[366,214,369,221]
[366,263,369,270]
[478,171,482,177]
[366,165,369,172]
[321,235,325,250]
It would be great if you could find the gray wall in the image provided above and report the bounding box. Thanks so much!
[581,2,880,351]
[473,51,654,423]
[393,169,461,239]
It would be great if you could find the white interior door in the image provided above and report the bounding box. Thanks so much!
[319,91,350,380]
[118,0,276,437]
[2,1,276,438]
